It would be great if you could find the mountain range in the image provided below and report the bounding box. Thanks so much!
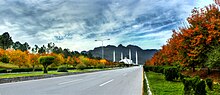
[88,44,158,65]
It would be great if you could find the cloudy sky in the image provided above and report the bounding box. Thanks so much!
[0,0,215,51]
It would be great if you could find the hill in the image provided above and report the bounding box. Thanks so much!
[88,44,158,65]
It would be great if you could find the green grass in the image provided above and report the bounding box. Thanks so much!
[146,71,184,95]
[0,71,64,78]
[0,68,111,78]
[145,71,220,95]
[0,62,19,69]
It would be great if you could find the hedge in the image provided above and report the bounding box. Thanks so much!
[0,69,7,73]
[182,76,206,95]
[164,67,179,81]
[57,66,68,72]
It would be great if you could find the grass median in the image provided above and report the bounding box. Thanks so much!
[0,68,111,78]
[145,71,184,95]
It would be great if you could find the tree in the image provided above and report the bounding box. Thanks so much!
[63,48,71,58]
[13,41,30,51]
[0,32,13,49]
[50,53,65,66]
[205,46,220,69]
[38,45,46,54]
[9,50,28,68]
[28,54,40,71]
[149,4,220,72]
[46,42,55,53]
[38,56,55,73]
[52,46,63,54]
[32,45,39,54]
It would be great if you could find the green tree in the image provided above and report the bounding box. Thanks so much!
[0,32,13,49]
[206,46,220,69]
[38,56,55,73]
[38,45,46,54]
[13,41,30,51]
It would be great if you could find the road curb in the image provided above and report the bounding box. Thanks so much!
[144,72,152,95]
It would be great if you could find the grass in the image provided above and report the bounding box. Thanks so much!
[0,71,64,78]
[0,68,110,78]
[145,71,220,95]
[0,62,19,69]
[146,71,184,95]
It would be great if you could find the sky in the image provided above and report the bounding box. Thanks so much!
[0,0,215,51]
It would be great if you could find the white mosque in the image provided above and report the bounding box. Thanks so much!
[113,49,138,65]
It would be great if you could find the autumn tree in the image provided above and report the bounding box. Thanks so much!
[28,54,40,71]
[9,50,28,68]
[149,4,220,72]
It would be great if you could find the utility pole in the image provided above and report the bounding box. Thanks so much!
[95,39,110,59]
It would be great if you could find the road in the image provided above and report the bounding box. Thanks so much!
[0,66,143,95]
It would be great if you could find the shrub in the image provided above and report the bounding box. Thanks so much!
[0,55,9,63]
[11,68,33,72]
[206,78,213,91]
[76,63,87,70]
[96,63,105,69]
[182,76,206,95]
[164,67,179,81]
[57,66,68,72]
[38,56,55,73]
[48,68,58,71]
[179,73,185,81]
[143,66,149,72]
[0,69,7,73]
[34,68,43,71]
[67,67,75,70]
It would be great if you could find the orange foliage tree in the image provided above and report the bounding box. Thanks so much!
[28,53,40,71]
[147,4,220,71]
[8,50,28,68]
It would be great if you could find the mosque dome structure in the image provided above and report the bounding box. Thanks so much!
[119,57,134,64]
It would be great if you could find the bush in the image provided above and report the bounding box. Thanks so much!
[143,66,149,72]
[206,78,213,91]
[0,55,9,63]
[67,67,75,70]
[57,66,68,72]
[34,68,43,71]
[164,67,179,81]
[48,68,58,71]
[96,63,105,69]
[182,76,206,95]
[144,66,164,73]
[11,68,33,72]
[0,69,7,73]
[76,63,87,70]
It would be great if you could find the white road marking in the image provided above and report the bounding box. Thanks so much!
[58,79,83,85]
[99,79,114,87]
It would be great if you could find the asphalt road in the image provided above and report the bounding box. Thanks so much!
[0,66,143,95]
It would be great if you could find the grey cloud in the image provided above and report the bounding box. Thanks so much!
[0,0,198,51]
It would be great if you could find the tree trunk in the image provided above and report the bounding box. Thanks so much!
[207,68,211,75]
[192,65,195,72]
[32,65,35,72]
[43,66,48,73]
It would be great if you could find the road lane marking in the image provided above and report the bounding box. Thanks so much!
[58,79,83,85]
[99,79,114,87]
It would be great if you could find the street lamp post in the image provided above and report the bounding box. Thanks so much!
[95,39,110,59]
